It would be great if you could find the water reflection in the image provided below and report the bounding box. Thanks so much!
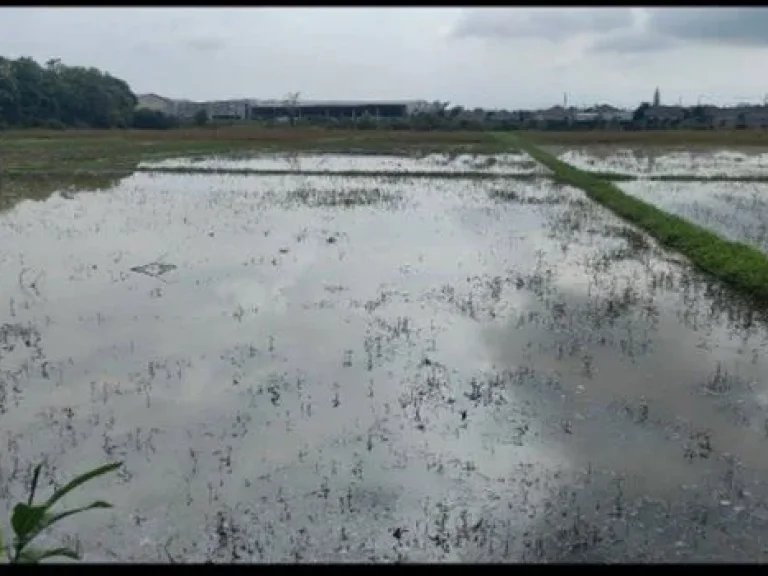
[0,170,136,214]
[1,158,768,562]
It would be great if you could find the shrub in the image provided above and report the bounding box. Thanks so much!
[132,109,179,130]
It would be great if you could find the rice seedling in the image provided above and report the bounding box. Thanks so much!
[1,462,121,564]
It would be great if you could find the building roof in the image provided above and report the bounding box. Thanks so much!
[137,93,172,103]
[249,99,425,108]
[139,94,428,108]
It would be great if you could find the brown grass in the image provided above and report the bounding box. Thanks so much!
[6,128,768,147]
[0,127,493,144]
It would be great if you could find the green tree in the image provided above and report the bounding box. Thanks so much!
[132,108,178,130]
[632,102,651,129]
[0,55,136,129]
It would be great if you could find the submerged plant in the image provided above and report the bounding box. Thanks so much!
[0,461,121,564]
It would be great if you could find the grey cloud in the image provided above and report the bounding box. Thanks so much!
[593,8,768,55]
[185,36,226,52]
[648,8,768,46]
[454,7,768,56]
[591,31,679,54]
[452,8,634,43]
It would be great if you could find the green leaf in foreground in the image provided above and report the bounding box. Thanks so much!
[43,501,113,530]
[5,461,121,564]
[17,546,81,563]
[11,504,47,541]
[44,462,122,510]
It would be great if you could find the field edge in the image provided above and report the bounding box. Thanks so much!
[499,133,768,306]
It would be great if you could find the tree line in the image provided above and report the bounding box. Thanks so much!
[0,55,138,129]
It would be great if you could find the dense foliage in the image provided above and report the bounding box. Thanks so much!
[0,56,136,129]
[132,108,179,130]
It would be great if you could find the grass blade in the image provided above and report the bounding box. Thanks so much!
[43,501,112,530]
[27,464,43,507]
[43,462,121,510]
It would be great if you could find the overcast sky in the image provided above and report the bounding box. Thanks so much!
[2,7,767,110]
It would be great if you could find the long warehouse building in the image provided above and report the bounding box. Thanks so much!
[249,100,434,120]
[136,94,437,121]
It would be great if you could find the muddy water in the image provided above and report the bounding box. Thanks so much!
[620,180,768,254]
[1,160,768,562]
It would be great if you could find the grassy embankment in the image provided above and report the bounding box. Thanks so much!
[502,133,768,305]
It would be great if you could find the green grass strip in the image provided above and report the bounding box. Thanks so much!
[500,133,768,304]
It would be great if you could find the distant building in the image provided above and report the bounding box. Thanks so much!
[172,100,207,120]
[135,94,175,115]
[532,105,570,125]
[591,105,633,123]
[711,105,768,129]
[137,95,434,121]
[248,99,433,120]
[646,105,685,126]
[573,106,633,125]
[574,112,599,123]
[653,87,661,107]
[207,100,250,121]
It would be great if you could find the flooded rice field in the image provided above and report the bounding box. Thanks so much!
[3,153,768,562]
[620,180,768,254]
[139,152,550,177]
[555,147,768,179]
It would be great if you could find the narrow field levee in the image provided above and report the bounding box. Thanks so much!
[501,133,768,305]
